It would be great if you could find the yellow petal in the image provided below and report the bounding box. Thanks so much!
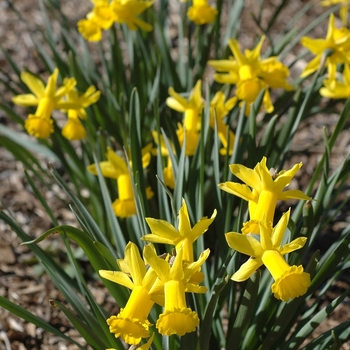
[143,218,180,244]
[218,182,255,202]
[12,94,39,107]
[279,237,307,255]
[225,232,264,257]
[231,258,263,282]
[124,242,146,286]
[99,270,134,289]
[21,72,45,98]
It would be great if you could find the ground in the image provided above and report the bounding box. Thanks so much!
[0,0,350,349]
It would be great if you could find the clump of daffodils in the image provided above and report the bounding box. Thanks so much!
[220,157,312,301]
[100,201,213,345]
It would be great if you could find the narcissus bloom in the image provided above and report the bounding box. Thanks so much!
[225,210,310,301]
[99,242,159,345]
[166,80,204,155]
[321,0,350,25]
[143,199,216,262]
[144,245,210,336]
[320,63,350,98]
[12,69,78,138]
[111,0,153,31]
[87,147,153,217]
[187,0,218,25]
[219,157,311,229]
[61,83,101,140]
[209,37,293,114]
[301,14,350,81]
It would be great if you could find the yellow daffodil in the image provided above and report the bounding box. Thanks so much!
[320,63,350,98]
[187,0,218,25]
[226,209,310,301]
[60,83,101,140]
[210,91,237,155]
[209,37,293,114]
[143,199,216,262]
[144,245,210,336]
[111,0,153,31]
[166,80,204,155]
[12,69,78,138]
[321,0,350,25]
[87,147,154,218]
[219,157,311,230]
[77,0,114,41]
[99,242,159,345]
[301,14,350,81]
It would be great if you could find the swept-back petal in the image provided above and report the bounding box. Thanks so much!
[279,189,311,201]
[230,163,262,191]
[178,200,192,237]
[87,161,118,179]
[99,270,134,289]
[225,232,264,257]
[124,242,146,285]
[12,94,39,107]
[208,59,238,71]
[271,209,290,247]
[143,218,180,244]
[228,39,246,65]
[21,72,45,98]
[143,244,170,282]
[190,209,217,241]
[279,237,307,255]
[219,182,255,202]
[107,148,128,175]
[231,258,263,282]
[184,248,210,280]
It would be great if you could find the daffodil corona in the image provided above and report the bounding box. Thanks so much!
[144,245,210,336]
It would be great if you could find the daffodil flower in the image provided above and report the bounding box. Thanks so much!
[142,199,216,262]
[166,80,204,155]
[321,0,350,26]
[226,210,310,301]
[99,242,159,345]
[301,14,350,81]
[219,157,311,229]
[12,69,78,138]
[209,37,293,114]
[144,245,210,336]
[60,84,101,140]
[111,0,153,31]
[87,147,154,218]
[210,91,237,155]
[187,0,218,25]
